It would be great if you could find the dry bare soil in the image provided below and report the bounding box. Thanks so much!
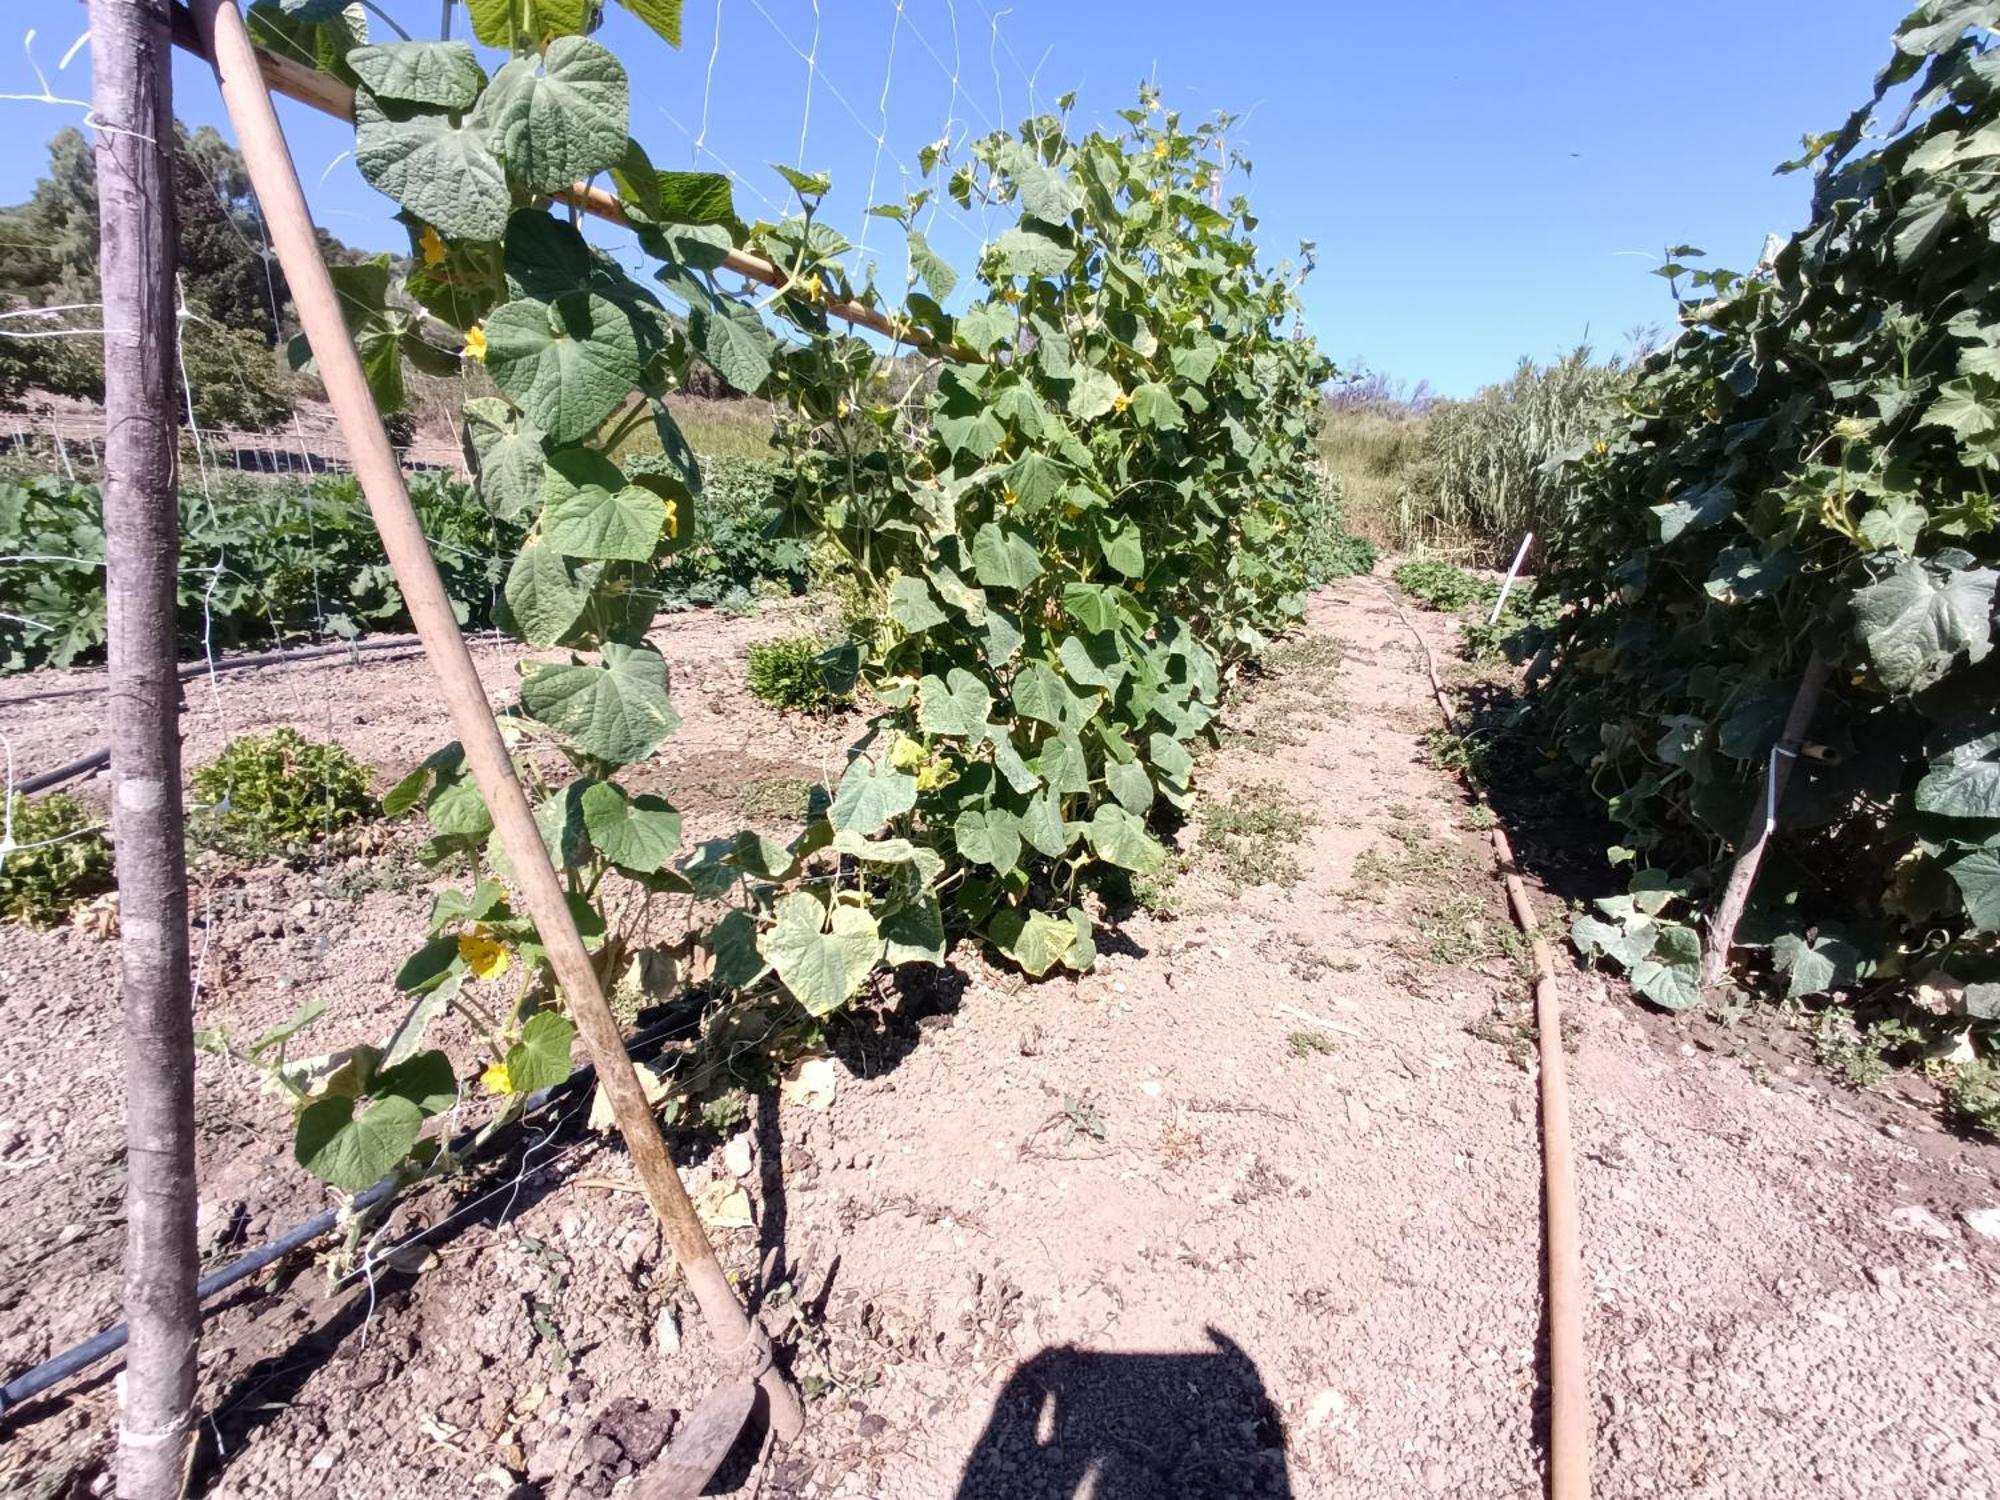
[2,572,1997,1499]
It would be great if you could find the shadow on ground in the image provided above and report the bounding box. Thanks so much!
[953,1329,1292,1499]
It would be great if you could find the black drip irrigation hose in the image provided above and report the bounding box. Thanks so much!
[0,1052,601,1419]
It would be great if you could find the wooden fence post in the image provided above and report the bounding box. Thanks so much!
[90,2,203,1495]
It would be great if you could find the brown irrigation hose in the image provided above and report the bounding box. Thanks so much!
[1390,583,1591,1500]
[187,0,803,1441]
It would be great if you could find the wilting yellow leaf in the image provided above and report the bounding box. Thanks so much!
[693,1180,754,1229]
[781,1056,839,1111]
[588,1062,670,1132]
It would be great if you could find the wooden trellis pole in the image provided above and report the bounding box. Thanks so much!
[89,1,203,1495]
[183,0,803,1442]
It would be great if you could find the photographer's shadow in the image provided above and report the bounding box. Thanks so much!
[954,1327,1292,1498]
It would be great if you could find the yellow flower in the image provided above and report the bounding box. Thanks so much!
[1002,487,1020,508]
[479,1059,514,1096]
[458,929,511,981]
[462,324,487,363]
[1133,580,1146,593]
[799,272,824,302]
[1002,285,1023,304]
[664,496,680,539]
[1149,189,1165,205]
[419,224,447,266]
[1111,392,1131,414]
[1153,140,1168,160]
[837,398,851,418]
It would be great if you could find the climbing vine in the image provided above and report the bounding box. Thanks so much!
[247,0,1332,1185]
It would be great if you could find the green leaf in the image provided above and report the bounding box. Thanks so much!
[1922,374,2000,439]
[483,294,642,445]
[1017,163,1081,222]
[1858,497,1927,553]
[505,1012,577,1094]
[500,539,592,645]
[1058,631,1123,689]
[1128,382,1183,431]
[1066,367,1120,422]
[954,807,1023,872]
[348,40,485,109]
[541,447,666,561]
[656,170,735,223]
[710,908,768,989]
[396,936,467,995]
[481,37,630,195]
[1105,757,1153,815]
[917,668,992,738]
[462,397,546,521]
[970,523,1044,590]
[519,642,680,765]
[990,227,1070,278]
[580,780,681,872]
[759,893,881,1016]
[353,90,510,243]
[1018,792,1074,858]
[987,908,1076,978]
[772,163,833,198]
[374,1049,458,1116]
[1948,845,2000,928]
[1097,517,1145,578]
[1013,661,1079,726]
[888,575,947,632]
[296,1094,425,1191]
[829,755,917,836]
[1084,802,1164,873]
[1916,731,2000,820]
[1851,555,1997,694]
[1061,584,1119,633]
[981,607,1024,666]
[1772,929,1861,999]
[907,227,957,300]
[688,297,773,394]
[1630,923,1703,1012]
[880,894,946,966]
[612,0,683,46]
[1651,481,1733,544]
[936,401,1007,458]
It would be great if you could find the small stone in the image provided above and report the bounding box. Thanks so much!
[1961,1206,2000,1241]
[1886,1205,1955,1241]
[655,1305,680,1352]
[1864,1265,1902,1291]
[857,1413,888,1439]
[722,1133,754,1179]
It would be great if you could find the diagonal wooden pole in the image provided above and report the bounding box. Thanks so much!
[92,2,203,1494]
[184,0,802,1441]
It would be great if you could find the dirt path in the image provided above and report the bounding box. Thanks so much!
[4,573,1999,1497]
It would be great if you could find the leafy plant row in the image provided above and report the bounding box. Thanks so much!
[237,1,1348,1189]
[1521,2,2000,1047]
[0,455,797,671]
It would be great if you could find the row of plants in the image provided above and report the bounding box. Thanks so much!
[226,2,1355,1188]
[0,452,799,670]
[1508,2,2000,1128]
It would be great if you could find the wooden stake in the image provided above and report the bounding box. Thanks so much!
[91,2,202,1494]
[185,0,802,1441]
[1700,651,1831,990]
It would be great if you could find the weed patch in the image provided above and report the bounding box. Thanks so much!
[0,791,113,927]
[192,729,374,860]
[1199,783,1313,890]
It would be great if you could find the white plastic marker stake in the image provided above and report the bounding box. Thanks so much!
[1489,532,1534,625]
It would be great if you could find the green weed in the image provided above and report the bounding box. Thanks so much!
[745,632,852,715]
[0,791,113,927]
[1392,558,1495,614]
[191,728,374,859]
[1286,1029,1337,1058]
[1199,783,1313,890]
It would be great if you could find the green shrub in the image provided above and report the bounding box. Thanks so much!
[0,791,113,926]
[1393,558,1495,613]
[1293,464,1378,584]
[745,632,850,715]
[1947,1059,2000,1139]
[192,728,374,857]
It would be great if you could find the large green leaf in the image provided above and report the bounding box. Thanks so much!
[971,523,1044,590]
[917,668,992,738]
[462,397,546,520]
[907,228,957,300]
[880,894,946,966]
[348,40,485,109]
[1085,803,1164,873]
[613,0,683,46]
[504,1012,577,1094]
[481,37,629,195]
[688,297,774,393]
[500,539,592,645]
[580,780,682,872]
[1916,731,2000,819]
[759,893,881,1016]
[1013,661,1080,726]
[888,575,947,632]
[541,447,666,560]
[829,755,917,835]
[954,807,1023,873]
[353,90,509,243]
[519,642,680,765]
[483,293,641,445]
[1066,367,1120,421]
[1128,381,1183,431]
[990,227,1070,278]
[1948,845,2000,928]
[988,908,1076,977]
[1851,554,1997,694]
[295,1094,424,1191]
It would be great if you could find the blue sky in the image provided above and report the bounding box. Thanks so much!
[0,0,1905,396]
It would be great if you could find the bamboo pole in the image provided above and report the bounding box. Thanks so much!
[163,1,953,360]
[185,0,802,1441]
[1700,651,1831,989]
[91,2,202,1494]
